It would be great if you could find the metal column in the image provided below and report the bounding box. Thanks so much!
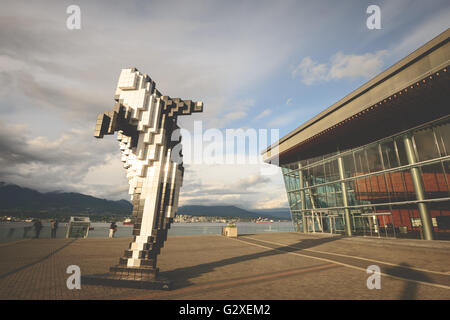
[403,135,434,240]
[337,156,352,236]
[298,164,308,233]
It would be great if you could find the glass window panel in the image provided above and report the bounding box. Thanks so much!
[395,137,409,166]
[443,161,450,195]
[334,183,344,207]
[312,163,326,185]
[366,144,383,172]
[354,178,368,203]
[284,174,291,191]
[420,162,448,199]
[288,192,296,210]
[413,128,440,162]
[378,174,390,203]
[354,150,369,175]
[289,192,296,210]
[342,153,355,178]
[309,188,319,209]
[435,122,450,156]
[384,173,396,202]
[346,181,357,206]
[284,172,299,192]
[427,201,450,237]
[305,168,313,187]
[324,159,340,183]
[288,175,292,191]
[347,190,356,206]
[371,175,381,193]
[388,172,409,202]
[402,171,416,201]
[364,177,373,199]
[293,192,301,210]
[284,175,290,190]
[300,169,307,188]
[293,192,298,208]
[380,139,399,169]
[304,191,312,209]
[324,183,335,194]
[317,191,328,208]
[345,180,354,193]
[294,171,300,190]
[326,185,337,208]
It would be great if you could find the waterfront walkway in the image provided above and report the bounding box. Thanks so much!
[0,233,449,299]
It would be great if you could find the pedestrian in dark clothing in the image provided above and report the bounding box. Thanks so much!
[33,220,42,239]
[109,222,117,238]
[51,219,59,238]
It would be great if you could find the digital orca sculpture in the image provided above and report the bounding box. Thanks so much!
[94,68,203,283]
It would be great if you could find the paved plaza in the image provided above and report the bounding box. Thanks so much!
[0,232,449,300]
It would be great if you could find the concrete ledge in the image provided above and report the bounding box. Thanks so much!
[81,273,172,290]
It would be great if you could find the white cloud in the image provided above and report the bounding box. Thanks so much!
[286,98,293,105]
[0,55,27,72]
[207,98,256,128]
[255,108,272,120]
[0,120,126,199]
[179,163,287,209]
[292,50,388,85]
[224,111,247,122]
[328,50,388,80]
[292,56,328,85]
[237,173,270,188]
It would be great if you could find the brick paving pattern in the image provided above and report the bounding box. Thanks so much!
[0,233,449,299]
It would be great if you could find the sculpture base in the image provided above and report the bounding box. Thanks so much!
[82,266,172,290]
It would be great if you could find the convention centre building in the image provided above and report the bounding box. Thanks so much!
[262,29,450,240]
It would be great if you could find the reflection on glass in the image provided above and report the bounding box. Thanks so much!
[413,128,440,161]
[380,139,398,169]
[395,137,409,166]
[420,162,449,199]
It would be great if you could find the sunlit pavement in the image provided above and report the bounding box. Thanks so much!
[0,233,449,299]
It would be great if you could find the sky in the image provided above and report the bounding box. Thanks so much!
[0,0,449,210]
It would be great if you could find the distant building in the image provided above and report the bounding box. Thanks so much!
[262,29,450,240]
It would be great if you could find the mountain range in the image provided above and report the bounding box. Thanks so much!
[177,205,290,220]
[0,182,291,220]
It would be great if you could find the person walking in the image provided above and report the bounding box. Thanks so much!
[109,221,117,238]
[50,219,59,238]
[33,219,42,239]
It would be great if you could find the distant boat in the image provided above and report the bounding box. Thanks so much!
[123,218,134,226]
[255,219,274,223]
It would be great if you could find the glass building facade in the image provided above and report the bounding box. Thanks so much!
[282,116,450,240]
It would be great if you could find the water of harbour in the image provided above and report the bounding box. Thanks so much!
[0,221,294,242]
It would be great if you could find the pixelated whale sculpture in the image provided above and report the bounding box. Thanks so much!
[90,68,203,288]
